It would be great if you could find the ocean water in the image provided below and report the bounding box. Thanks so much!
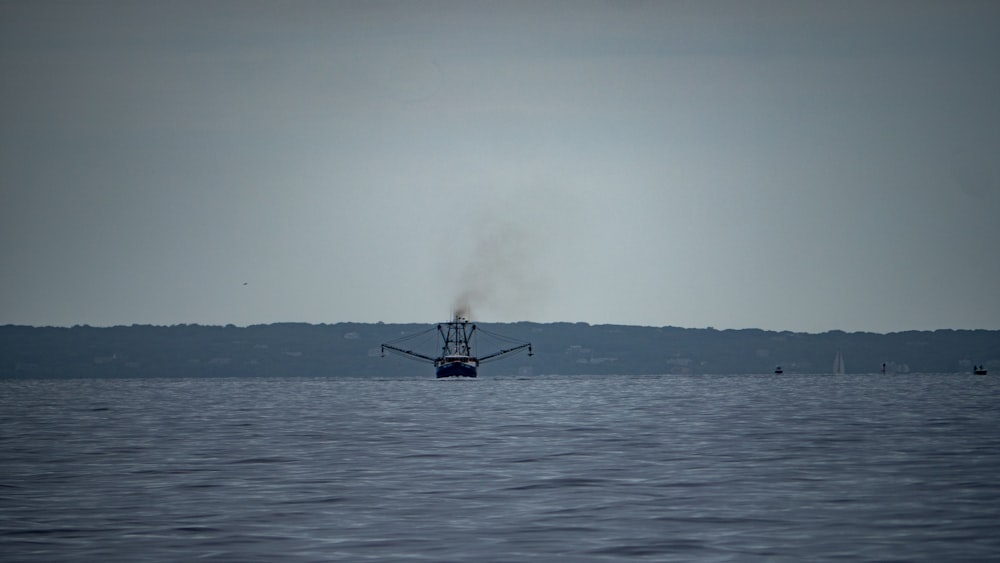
[2,374,999,561]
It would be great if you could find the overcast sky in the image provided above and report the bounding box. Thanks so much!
[2,1,998,333]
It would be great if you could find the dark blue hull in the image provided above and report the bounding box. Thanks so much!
[436,362,477,378]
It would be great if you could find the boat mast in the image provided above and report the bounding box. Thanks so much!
[439,315,475,357]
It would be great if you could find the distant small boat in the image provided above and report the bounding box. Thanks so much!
[833,352,846,375]
[774,366,783,375]
[974,365,988,375]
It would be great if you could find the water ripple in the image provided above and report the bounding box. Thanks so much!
[2,374,999,561]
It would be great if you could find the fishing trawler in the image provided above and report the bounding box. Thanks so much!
[381,315,532,378]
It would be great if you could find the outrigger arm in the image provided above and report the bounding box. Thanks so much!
[478,342,533,363]
[381,343,437,364]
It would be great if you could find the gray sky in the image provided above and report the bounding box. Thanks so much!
[2,1,999,333]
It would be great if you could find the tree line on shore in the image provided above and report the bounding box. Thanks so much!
[2,322,997,378]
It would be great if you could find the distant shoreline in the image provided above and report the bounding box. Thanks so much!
[3,323,997,379]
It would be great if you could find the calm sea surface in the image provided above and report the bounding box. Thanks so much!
[2,374,999,561]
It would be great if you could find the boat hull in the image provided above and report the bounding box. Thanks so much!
[436,362,477,378]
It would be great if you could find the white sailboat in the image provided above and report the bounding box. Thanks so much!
[833,351,846,374]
